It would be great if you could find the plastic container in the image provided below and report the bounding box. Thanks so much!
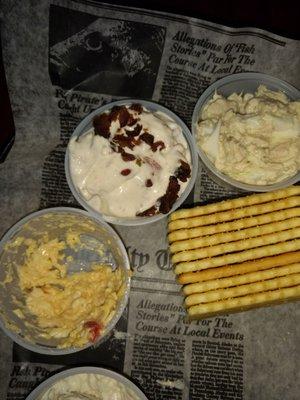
[65,99,198,225]
[0,207,130,355]
[192,72,300,192]
[25,366,149,400]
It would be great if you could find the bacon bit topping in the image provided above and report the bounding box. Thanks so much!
[140,132,154,145]
[133,138,142,146]
[121,151,136,162]
[130,103,143,114]
[118,107,131,127]
[84,320,102,342]
[136,205,157,217]
[175,159,191,182]
[159,176,180,214]
[127,116,138,126]
[109,105,131,127]
[93,113,111,138]
[121,168,131,176]
[113,134,135,150]
[152,140,166,152]
[110,106,122,121]
[140,133,165,152]
[145,179,153,187]
[126,124,142,137]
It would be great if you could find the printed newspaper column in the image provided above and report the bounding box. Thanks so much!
[6,364,60,400]
[120,221,245,400]
[123,290,244,400]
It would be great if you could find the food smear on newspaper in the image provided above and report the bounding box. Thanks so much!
[168,186,300,319]
[40,373,141,400]
[10,230,125,348]
[68,104,191,218]
[196,85,300,185]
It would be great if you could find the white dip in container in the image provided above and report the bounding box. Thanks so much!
[40,373,141,400]
[69,104,191,218]
[196,85,300,185]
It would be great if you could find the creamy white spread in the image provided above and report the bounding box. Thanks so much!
[69,104,191,218]
[196,85,300,185]
[40,373,141,400]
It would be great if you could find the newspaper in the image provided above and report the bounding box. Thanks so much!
[0,1,299,399]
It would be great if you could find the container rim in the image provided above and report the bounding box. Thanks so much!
[25,366,149,400]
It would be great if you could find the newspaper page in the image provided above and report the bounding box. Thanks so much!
[0,1,299,399]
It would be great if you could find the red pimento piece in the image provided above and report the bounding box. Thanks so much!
[84,320,102,342]
[121,168,131,176]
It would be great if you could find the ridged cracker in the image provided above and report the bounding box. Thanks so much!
[168,208,300,243]
[187,285,300,319]
[172,227,300,263]
[175,239,300,274]
[183,263,300,295]
[169,196,299,231]
[170,217,300,253]
[185,272,300,306]
[178,251,300,284]
[170,186,300,222]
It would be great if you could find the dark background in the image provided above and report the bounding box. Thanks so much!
[108,0,300,39]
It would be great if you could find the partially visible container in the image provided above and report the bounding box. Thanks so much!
[25,366,149,400]
[192,72,300,192]
[65,99,198,225]
[0,207,130,355]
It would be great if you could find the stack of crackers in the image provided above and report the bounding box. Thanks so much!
[168,186,300,319]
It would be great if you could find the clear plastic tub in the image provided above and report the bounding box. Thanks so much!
[0,207,130,355]
[192,72,300,192]
[25,366,149,400]
[65,99,198,225]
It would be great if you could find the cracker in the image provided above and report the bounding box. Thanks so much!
[168,208,300,243]
[185,273,300,306]
[172,227,300,263]
[187,285,300,319]
[178,251,300,284]
[170,217,300,253]
[174,239,300,274]
[183,263,300,295]
[170,186,300,222]
[168,196,299,231]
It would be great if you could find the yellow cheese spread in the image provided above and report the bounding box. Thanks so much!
[11,232,125,348]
